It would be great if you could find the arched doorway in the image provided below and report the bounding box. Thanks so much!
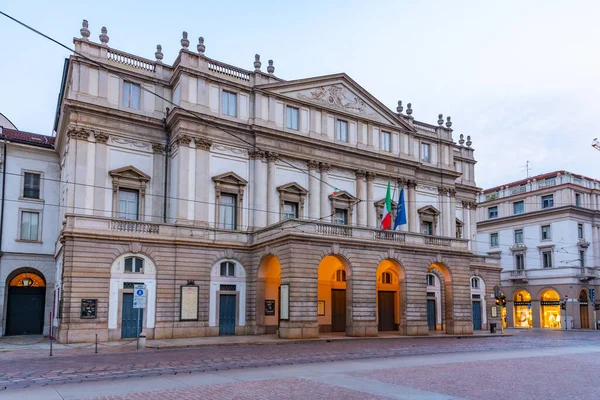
[317,255,350,334]
[470,276,486,331]
[209,259,247,336]
[513,289,532,328]
[6,270,46,335]
[376,260,405,333]
[427,263,452,333]
[425,272,442,331]
[579,290,590,329]
[540,289,561,329]
[257,255,281,334]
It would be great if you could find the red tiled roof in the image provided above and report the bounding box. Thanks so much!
[0,128,55,149]
[483,170,599,193]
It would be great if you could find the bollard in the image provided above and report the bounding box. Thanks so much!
[138,333,147,350]
[95,334,98,354]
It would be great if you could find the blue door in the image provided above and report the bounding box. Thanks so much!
[219,294,236,335]
[472,301,482,330]
[121,293,142,338]
[427,299,436,331]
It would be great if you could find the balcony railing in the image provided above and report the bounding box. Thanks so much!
[578,267,597,282]
[537,179,556,189]
[111,220,160,234]
[509,270,528,281]
[107,49,156,72]
[424,236,452,247]
[374,230,406,242]
[315,223,352,237]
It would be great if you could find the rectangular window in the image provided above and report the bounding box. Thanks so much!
[490,233,499,247]
[488,206,498,219]
[334,208,348,225]
[286,106,299,130]
[515,254,525,270]
[514,229,523,244]
[578,223,584,239]
[541,225,551,240]
[336,120,348,142]
[118,189,139,220]
[220,262,235,277]
[20,211,40,241]
[219,194,237,230]
[381,131,391,152]
[426,274,435,286]
[422,221,433,235]
[513,201,524,215]
[541,194,554,209]
[123,81,141,109]
[580,250,585,267]
[23,172,41,199]
[575,193,581,206]
[222,91,237,117]
[421,143,431,163]
[124,257,144,273]
[542,251,553,268]
[283,202,298,219]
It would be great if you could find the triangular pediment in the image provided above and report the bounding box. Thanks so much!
[257,74,414,131]
[329,190,358,201]
[456,217,463,226]
[374,198,398,208]
[212,171,248,185]
[109,165,150,182]
[277,182,308,195]
[418,205,440,215]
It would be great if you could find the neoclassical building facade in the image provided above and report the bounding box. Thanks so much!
[51,20,501,342]
[477,171,600,330]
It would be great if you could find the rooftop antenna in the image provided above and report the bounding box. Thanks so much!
[521,160,531,178]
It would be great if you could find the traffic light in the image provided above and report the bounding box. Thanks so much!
[500,294,506,307]
[595,304,600,311]
[560,301,566,310]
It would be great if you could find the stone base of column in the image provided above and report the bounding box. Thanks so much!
[278,321,319,339]
[346,321,378,337]
[445,321,473,335]
[406,322,430,336]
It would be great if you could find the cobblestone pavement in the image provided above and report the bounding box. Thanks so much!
[0,329,599,393]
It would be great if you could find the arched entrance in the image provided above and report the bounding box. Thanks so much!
[427,263,452,333]
[376,260,406,333]
[579,290,590,329]
[470,276,487,331]
[209,259,247,336]
[540,289,561,329]
[6,269,46,335]
[257,255,281,334]
[317,255,350,334]
[513,289,532,328]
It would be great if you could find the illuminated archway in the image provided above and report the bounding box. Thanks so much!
[513,289,532,328]
[540,289,561,329]
[5,269,46,335]
[579,289,590,329]
[376,260,406,333]
[256,255,281,334]
[317,255,350,334]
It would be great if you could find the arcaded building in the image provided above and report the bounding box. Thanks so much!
[51,20,501,342]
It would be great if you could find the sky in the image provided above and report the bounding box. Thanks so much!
[1,0,599,189]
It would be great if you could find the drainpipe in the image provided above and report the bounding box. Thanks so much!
[0,135,7,260]
[162,108,170,223]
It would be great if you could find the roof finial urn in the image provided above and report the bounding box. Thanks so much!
[80,19,90,40]
[197,37,205,54]
[406,103,413,117]
[459,134,465,145]
[466,135,472,147]
[254,54,262,71]
[181,31,189,49]
[446,116,452,128]
[99,26,109,45]
[155,45,163,62]
[267,59,275,74]
[396,101,403,113]
[437,114,444,126]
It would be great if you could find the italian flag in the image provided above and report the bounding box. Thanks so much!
[381,182,392,230]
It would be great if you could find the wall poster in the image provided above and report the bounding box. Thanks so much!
[180,285,199,321]
[265,300,275,316]
[280,284,290,320]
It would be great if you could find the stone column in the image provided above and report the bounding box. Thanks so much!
[67,128,91,216]
[438,187,446,236]
[593,225,600,265]
[307,160,320,219]
[449,189,457,238]
[319,163,331,219]
[267,152,279,226]
[174,135,192,223]
[194,138,212,225]
[469,204,478,253]
[355,170,367,227]
[366,172,376,228]
[94,132,110,218]
[407,180,418,232]
[250,150,267,228]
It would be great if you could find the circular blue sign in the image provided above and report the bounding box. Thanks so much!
[136,289,144,295]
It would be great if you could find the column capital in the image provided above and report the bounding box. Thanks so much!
[307,159,320,170]
[152,143,166,154]
[366,171,376,181]
[266,151,279,163]
[93,130,109,143]
[67,127,90,141]
[175,134,192,146]
[319,162,331,173]
[196,138,212,151]
[249,149,266,159]
[355,169,366,179]
[406,179,417,188]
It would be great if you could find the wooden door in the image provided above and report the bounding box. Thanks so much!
[331,289,346,332]
[378,291,395,331]
[121,293,142,338]
[580,305,590,329]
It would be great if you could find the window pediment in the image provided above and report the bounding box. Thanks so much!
[374,198,398,209]
[212,171,248,186]
[328,190,358,202]
[277,182,308,196]
[456,218,463,227]
[109,165,150,183]
[418,205,440,216]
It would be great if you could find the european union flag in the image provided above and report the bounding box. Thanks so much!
[394,188,407,230]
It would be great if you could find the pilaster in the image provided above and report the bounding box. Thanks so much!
[194,138,212,225]
[366,172,376,228]
[319,163,331,219]
[267,152,279,225]
[307,160,320,219]
[250,150,268,228]
[355,170,367,227]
